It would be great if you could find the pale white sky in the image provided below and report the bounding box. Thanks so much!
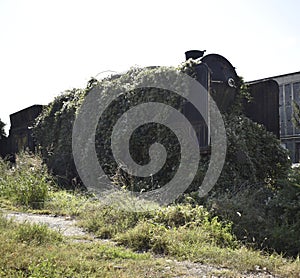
[0,0,300,132]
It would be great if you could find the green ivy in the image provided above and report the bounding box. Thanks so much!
[33,62,291,193]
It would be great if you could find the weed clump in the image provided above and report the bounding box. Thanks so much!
[115,204,238,256]
[15,222,63,245]
[0,153,51,209]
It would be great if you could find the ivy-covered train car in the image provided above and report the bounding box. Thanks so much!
[0,51,280,160]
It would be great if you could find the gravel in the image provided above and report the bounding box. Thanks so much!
[3,210,86,237]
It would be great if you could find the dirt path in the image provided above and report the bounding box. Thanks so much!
[171,261,278,278]
[3,210,87,238]
[1,209,280,277]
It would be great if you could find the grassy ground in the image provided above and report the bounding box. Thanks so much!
[1,153,300,277]
[0,213,181,277]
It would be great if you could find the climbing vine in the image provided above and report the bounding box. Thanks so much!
[34,62,290,191]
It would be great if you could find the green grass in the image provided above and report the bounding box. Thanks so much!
[0,153,50,209]
[1,154,300,277]
[43,190,91,216]
[14,222,64,245]
[1,211,300,277]
[0,213,179,277]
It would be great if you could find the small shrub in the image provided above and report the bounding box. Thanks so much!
[266,175,300,256]
[0,213,13,230]
[205,176,300,257]
[0,153,51,209]
[78,204,144,238]
[116,204,237,257]
[116,221,168,253]
[28,259,76,278]
[152,204,210,228]
[152,205,237,248]
[45,190,90,216]
[15,222,63,245]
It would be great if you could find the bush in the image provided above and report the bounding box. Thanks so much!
[0,153,51,209]
[78,203,145,238]
[113,204,237,256]
[116,219,237,259]
[205,173,300,257]
[33,89,85,188]
[44,190,90,216]
[15,222,63,245]
[34,67,186,190]
[266,171,300,256]
[151,204,210,228]
[33,61,291,198]
[116,221,168,253]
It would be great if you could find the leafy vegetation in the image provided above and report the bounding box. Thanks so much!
[14,221,63,245]
[204,180,300,257]
[33,89,86,188]
[0,153,51,209]
[1,59,299,275]
[34,66,189,191]
[33,61,290,193]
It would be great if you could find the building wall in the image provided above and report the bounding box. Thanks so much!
[273,73,300,162]
[247,72,300,162]
[252,73,300,162]
[244,80,280,138]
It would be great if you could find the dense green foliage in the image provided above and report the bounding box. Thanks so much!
[218,113,290,188]
[33,62,291,190]
[34,67,184,188]
[31,61,299,257]
[204,177,300,257]
[33,89,86,187]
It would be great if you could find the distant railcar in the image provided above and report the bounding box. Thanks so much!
[0,105,43,159]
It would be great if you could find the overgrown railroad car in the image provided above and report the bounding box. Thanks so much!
[0,51,280,160]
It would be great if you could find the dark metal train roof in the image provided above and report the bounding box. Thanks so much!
[247,71,300,84]
[9,104,43,116]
